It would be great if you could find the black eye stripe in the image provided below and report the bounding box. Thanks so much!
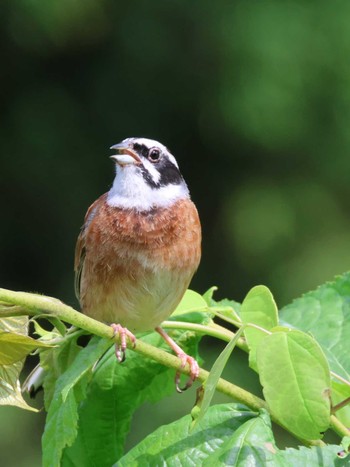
[132,143,149,158]
[131,140,185,189]
[140,157,184,188]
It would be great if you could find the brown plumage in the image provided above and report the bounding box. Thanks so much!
[74,194,201,331]
[74,137,202,391]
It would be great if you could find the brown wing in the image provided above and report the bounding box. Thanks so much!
[74,194,107,302]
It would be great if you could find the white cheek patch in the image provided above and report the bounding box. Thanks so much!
[107,165,189,211]
[141,158,161,183]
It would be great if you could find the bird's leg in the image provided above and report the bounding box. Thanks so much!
[155,326,199,393]
[110,324,136,362]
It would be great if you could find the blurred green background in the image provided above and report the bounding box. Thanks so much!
[1,1,350,464]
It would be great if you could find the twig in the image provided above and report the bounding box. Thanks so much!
[0,287,332,447]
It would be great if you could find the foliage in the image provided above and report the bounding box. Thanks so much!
[1,273,350,466]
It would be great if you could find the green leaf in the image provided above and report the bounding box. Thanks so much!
[280,272,350,381]
[40,333,85,409]
[46,316,67,336]
[32,319,58,339]
[119,402,346,465]
[0,316,28,334]
[280,445,348,466]
[117,404,259,466]
[32,315,67,338]
[241,285,278,370]
[202,286,242,329]
[256,330,331,439]
[169,289,213,325]
[340,436,350,458]
[0,360,37,411]
[0,331,52,365]
[119,400,346,465]
[332,381,350,400]
[41,336,112,467]
[210,307,241,325]
[203,409,284,466]
[214,297,241,316]
[63,328,203,467]
[0,316,39,411]
[191,325,246,430]
[171,289,208,315]
[202,286,218,305]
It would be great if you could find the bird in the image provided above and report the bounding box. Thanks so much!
[74,137,201,391]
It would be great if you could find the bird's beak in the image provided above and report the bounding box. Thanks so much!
[110,143,141,166]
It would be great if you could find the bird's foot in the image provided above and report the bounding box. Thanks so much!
[155,326,199,393]
[175,353,200,393]
[110,323,136,362]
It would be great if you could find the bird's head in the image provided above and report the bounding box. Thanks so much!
[107,137,189,211]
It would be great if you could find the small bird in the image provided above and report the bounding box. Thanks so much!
[74,137,201,391]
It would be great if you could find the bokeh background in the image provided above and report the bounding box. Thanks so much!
[1,1,350,464]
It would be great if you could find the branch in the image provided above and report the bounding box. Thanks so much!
[0,288,328,447]
[0,288,262,405]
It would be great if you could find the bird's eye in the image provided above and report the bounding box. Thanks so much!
[148,148,161,162]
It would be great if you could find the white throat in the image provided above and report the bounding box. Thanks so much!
[107,165,189,211]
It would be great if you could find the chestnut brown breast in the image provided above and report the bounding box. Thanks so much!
[74,194,201,331]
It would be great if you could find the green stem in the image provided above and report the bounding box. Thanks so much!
[331,371,350,387]
[0,287,337,447]
[162,320,235,342]
[332,397,350,415]
[330,415,350,438]
[162,321,250,352]
[0,289,109,334]
[0,288,262,409]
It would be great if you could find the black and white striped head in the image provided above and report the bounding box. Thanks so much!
[107,137,189,211]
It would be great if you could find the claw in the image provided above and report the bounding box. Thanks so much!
[110,323,136,362]
[175,354,200,393]
[155,326,199,392]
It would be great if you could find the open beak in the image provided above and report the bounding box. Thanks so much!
[110,143,141,166]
